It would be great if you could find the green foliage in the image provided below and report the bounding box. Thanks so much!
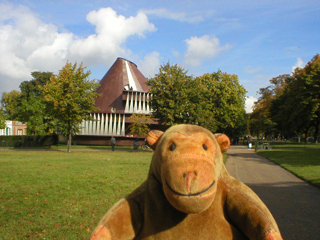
[0,150,151,239]
[1,72,54,135]
[292,54,320,141]
[18,72,55,135]
[40,61,100,152]
[250,54,320,142]
[128,113,151,136]
[147,63,247,136]
[1,90,21,118]
[147,62,193,126]
[249,74,292,139]
[194,71,247,135]
[1,66,100,141]
[0,107,5,129]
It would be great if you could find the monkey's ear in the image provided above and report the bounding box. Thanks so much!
[146,130,164,150]
[214,133,231,153]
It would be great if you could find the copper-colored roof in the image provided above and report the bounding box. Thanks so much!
[94,58,149,113]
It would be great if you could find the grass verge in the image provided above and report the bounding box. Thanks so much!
[0,150,152,239]
[0,144,135,151]
[257,143,320,188]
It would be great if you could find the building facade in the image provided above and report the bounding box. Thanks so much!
[0,121,27,136]
[75,58,156,145]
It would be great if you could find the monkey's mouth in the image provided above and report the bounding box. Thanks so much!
[165,180,215,197]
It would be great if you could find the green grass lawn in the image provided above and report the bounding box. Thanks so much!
[2,143,318,239]
[257,143,320,188]
[0,150,152,239]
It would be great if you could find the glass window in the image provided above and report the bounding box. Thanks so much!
[6,128,12,136]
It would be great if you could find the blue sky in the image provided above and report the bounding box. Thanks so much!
[1,0,319,112]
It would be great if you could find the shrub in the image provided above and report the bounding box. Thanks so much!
[0,135,58,148]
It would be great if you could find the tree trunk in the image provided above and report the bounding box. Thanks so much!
[67,126,72,153]
[304,128,309,143]
[314,124,319,143]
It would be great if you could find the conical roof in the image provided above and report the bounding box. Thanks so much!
[94,58,149,113]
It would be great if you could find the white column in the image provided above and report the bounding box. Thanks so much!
[84,120,88,135]
[125,93,130,113]
[142,92,146,114]
[121,115,125,136]
[112,114,117,136]
[134,92,138,113]
[96,113,101,135]
[129,92,134,113]
[92,113,97,135]
[100,113,104,135]
[88,113,93,135]
[139,92,142,113]
[146,93,150,114]
[117,114,121,135]
[105,114,109,135]
[109,114,113,135]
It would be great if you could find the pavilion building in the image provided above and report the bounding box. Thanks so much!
[74,57,155,145]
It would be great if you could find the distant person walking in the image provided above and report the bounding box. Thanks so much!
[134,138,139,150]
[110,137,116,151]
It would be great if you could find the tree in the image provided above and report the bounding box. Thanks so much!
[147,62,193,126]
[250,86,276,139]
[250,74,292,139]
[17,72,54,135]
[0,107,6,129]
[269,76,304,139]
[1,90,21,119]
[1,72,55,135]
[128,113,151,136]
[194,70,247,136]
[40,61,100,152]
[147,63,247,137]
[251,54,320,142]
[291,54,320,142]
[270,55,320,142]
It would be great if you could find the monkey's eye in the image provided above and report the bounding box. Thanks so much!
[170,143,176,151]
[203,144,208,151]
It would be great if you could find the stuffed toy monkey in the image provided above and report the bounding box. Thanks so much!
[90,124,282,240]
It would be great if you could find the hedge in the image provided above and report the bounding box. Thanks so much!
[0,135,58,148]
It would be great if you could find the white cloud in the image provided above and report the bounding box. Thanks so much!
[291,57,304,73]
[245,96,257,113]
[172,49,181,58]
[143,8,204,23]
[69,8,156,65]
[184,35,231,67]
[137,51,160,78]
[0,3,157,95]
[244,66,262,74]
[0,3,58,79]
[285,46,299,51]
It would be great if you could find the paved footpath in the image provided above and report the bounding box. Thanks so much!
[225,145,320,240]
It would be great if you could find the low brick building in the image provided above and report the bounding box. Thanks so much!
[0,121,27,136]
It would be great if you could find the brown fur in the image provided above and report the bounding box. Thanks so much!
[90,124,282,240]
